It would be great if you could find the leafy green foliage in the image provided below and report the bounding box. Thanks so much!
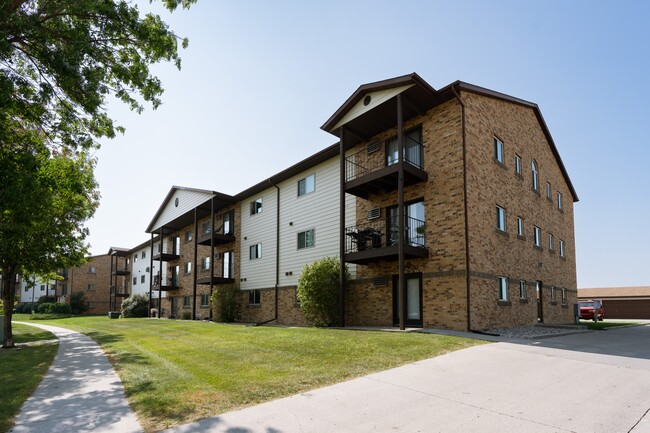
[69,292,88,315]
[210,284,241,323]
[297,257,349,327]
[180,310,192,320]
[120,294,149,318]
[36,302,70,315]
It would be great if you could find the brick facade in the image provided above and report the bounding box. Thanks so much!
[59,254,112,315]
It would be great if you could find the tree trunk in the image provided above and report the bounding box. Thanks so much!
[2,264,17,349]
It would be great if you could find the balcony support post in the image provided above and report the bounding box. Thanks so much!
[109,252,114,312]
[339,125,346,327]
[193,208,198,320]
[210,197,215,320]
[397,94,406,330]
[158,228,164,310]
[149,232,154,316]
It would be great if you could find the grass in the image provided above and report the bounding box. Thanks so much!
[0,324,58,432]
[581,321,640,331]
[12,315,484,432]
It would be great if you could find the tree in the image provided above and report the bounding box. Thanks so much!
[210,284,241,323]
[120,294,149,318]
[297,257,349,327]
[0,0,195,348]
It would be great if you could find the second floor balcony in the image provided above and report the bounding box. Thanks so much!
[344,215,428,265]
[152,237,181,262]
[112,266,130,276]
[152,273,180,291]
[197,223,235,246]
[197,256,235,285]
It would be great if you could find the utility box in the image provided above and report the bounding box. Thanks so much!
[108,311,120,319]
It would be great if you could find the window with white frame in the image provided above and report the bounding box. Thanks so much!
[201,257,210,270]
[494,138,504,163]
[519,280,526,299]
[250,198,263,215]
[250,243,262,260]
[498,277,508,301]
[185,230,192,242]
[557,192,563,210]
[551,286,557,301]
[534,226,541,247]
[515,154,522,175]
[548,233,554,251]
[559,239,565,257]
[297,229,315,249]
[183,296,190,307]
[184,262,192,274]
[496,206,506,232]
[87,284,95,291]
[517,217,524,237]
[298,174,315,197]
[561,288,567,305]
[200,294,210,307]
[532,160,539,191]
[546,182,552,199]
[133,254,138,263]
[88,266,96,274]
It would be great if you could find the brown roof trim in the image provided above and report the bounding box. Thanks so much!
[107,246,130,256]
[320,72,437,133]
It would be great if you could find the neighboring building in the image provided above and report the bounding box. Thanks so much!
[578,287,650,319]
[143,73,578,331]
[18,276,56,303]
[57,254,111,314]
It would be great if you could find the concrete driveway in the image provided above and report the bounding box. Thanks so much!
[165,324,650,433]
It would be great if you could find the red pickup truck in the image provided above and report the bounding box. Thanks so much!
[579,300,604,321]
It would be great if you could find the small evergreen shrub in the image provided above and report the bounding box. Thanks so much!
[297,257,349,327]
[120,294,149,318]
[69,292,88,315]
[37,302,54,314]
[180,311,192,320]
[210,284,241,323]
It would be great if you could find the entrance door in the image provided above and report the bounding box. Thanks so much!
[171,297,179,319]
[392,274,423,327]
[536,281,544,323]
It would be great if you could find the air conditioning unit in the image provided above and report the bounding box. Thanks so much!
[367,141,380,154]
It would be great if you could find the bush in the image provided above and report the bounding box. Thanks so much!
[69,292,88,315]
[36,302,72,315]
[13,303,35,314]
[37,302,54,314]
[210,284,241,323]
[120,294,149,318]
[297,257,349,327]
[180,311,192,320]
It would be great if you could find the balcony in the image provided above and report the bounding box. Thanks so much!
[152,240,180,262]
[344,139,427,199]
[197,224,235,246]
[111,287,130,298]
[151,274,180,291]
[112,267,130,276]
[344,216,428,265]
[197,262,235,285]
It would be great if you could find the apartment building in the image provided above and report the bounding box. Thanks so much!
[57,254,112,314]
[144,73,577,331]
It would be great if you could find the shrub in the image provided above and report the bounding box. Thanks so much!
[69,292,88,315]
[50,303,71,315]
[180,311,192,320]
[37,302,54,314]
[210,284,241,323]
[297,257,349,327]
[120,294,149,318]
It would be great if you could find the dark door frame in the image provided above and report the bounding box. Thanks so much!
[392,273,423,327]
[536,280,544,323]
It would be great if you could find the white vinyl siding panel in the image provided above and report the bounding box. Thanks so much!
[130,246,167,298]
[151,190,214,232]
[240,189,277,290]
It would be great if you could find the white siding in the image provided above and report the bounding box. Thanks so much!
[151,189,214,232]
[333,84,414,130]
[239,189,278,290]
[131,245,166,299]
[19,277,55,303]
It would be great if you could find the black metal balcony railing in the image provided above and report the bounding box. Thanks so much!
[153,274,179,288]
[345,215,426,254]
[345,137,423,182]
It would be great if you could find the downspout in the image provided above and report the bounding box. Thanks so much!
[256,181,280,326]
[148,233,153,315]
[452,85,473,332]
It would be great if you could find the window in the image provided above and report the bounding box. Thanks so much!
[546,182,552,199]
[496,206,506,232]
[297,229,315,249]
[141,275,145,284]
[250,198,263,215]
[298,174,315,196]
[548,233,554,251]
[533,226,541,247]
[498,277,508,301]
[532,160,539,191]
[559,239,565,258]
[145,267,150,272]
[133,254,138,263]
[201,221,211,235]
[387,200,426,247]
[142,251,146,259]
[517,217,524,237]
[185,230,192,242]
[248,289,261,305]
[183,296,190,307]
[200,294,210,307]
[133,277,137,285]
[62,284,67,296]
[24,286,28,292]
[561,288,567,305]
[201,257,210,271]
[515,154,522,175]
[519,280,526,299]
[40,284,45,291]
[88,266,96,274]
[557,192,563,210]
[223,251,234,278]
[494,138,504,163]
[551,286,557,302]
[184,262,192,274]
[250,244,262,260]
[87,284,95,291]
[387,127,423,168]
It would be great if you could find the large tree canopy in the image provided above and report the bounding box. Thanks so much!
[0,0,195,347]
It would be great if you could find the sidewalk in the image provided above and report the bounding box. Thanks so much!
[10,322,142,433]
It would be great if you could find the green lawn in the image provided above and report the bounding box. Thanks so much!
[12,315,484,432]
[0,324,58,432]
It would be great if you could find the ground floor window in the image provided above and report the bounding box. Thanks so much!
[200,294,210,307]
[519,280,526,299]
[498,277,508,301]
[183,295,190,307]
[248,289,261,305]
[561,288,567,305]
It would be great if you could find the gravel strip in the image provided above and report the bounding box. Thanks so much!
[485,325,587,339]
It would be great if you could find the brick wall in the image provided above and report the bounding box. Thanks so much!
[66,254,111,315]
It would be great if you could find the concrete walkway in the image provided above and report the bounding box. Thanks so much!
[10,322,142,433]
[164,324,650,433]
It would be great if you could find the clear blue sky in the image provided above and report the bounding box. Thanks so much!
[88,0,650,288]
